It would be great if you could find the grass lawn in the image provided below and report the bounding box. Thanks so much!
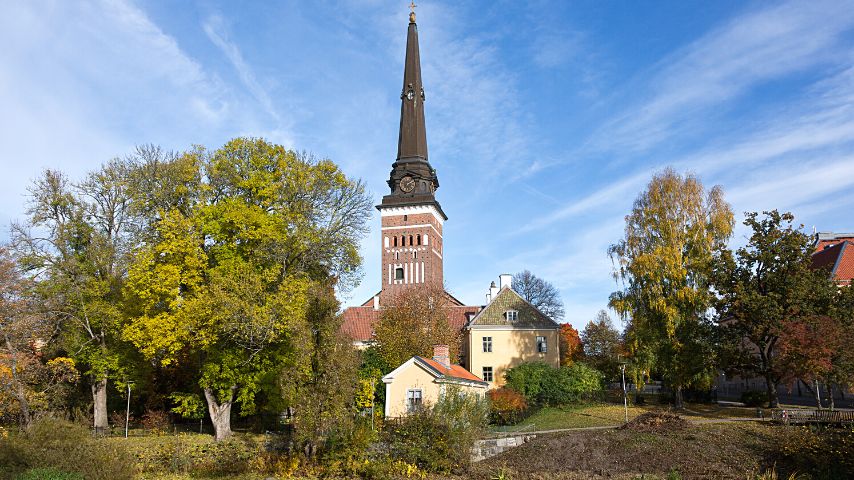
[492,402,766,433]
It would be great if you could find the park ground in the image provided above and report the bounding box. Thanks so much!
[3,403,850,480]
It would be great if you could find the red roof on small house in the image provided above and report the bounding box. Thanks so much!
[811,240,853,286]
[416,356,485,383]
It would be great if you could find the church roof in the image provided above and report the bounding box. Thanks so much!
[341,293,481,343]
[467,286,560,329]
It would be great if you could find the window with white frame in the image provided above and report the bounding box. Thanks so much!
[536,336,548,353]
[482,367,493,382]
[406,389,423,412]
[482,336,492,353]
[505,310,518,322]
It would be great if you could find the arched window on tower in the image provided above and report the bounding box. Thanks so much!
[417,234,421,245]
[409,235,413,246]
[393,236,398,247]
[401,235,406,246]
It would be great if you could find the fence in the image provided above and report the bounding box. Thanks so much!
[771,409,854,425]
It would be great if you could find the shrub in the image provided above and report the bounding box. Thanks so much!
[384,386,489,473]
[740,390,769,407]
[505,361,604,406]
[140,409,171,432]
[488,387,528,425]
[16,468,84,480]
[0,417,135,480]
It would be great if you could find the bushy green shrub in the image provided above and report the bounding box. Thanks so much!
[740,390,769,407]
[384,386,489,473]
[0,418,135,480]
[504,361,604,406]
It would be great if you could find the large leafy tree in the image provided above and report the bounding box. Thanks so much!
[123,138,371,441]
[279,283,360,456]
[374,283,460,369]
[0,246,79,427]
[609,168,733,408]
[580,310,622,380]
[12,162,133,433]
[512,270,565,321]
[712,210,839,407]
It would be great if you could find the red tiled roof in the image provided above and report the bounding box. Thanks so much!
[448,305,481,330]
[416,356,486,384]
[811,241,853,286]
[340,307,379,342]
[815,234,854,253]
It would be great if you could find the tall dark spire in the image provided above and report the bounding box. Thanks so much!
[379,7,444,219]
[397,10,428,162]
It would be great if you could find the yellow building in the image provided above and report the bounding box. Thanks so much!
[382,345,488,418]
[464,275,561,388]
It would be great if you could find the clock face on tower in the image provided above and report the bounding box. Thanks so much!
[399,176,416,193]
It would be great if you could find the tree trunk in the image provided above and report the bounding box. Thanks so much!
[203,386,235,441]
[829,384,835,411]
[765,376,779,408]
[674,386,684,409]
[92,377,109,435]
[813,379,823,410]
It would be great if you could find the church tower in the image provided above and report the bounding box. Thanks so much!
[377,8,446,294]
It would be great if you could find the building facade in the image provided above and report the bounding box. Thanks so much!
[341,10,561,397]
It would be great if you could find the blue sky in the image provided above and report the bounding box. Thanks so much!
[2,1,854,331]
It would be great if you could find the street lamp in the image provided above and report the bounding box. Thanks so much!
[125,381,135,438]
[618,359,628,424]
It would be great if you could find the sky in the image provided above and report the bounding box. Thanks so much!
[2,0,854,331]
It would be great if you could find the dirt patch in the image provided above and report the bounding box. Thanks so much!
[620,412,689,433]
[455,423,781,480]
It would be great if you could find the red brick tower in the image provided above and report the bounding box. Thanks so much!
[377,9,446,294]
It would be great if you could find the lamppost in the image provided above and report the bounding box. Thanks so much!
[125,381,134,438]
[618,359,628,424]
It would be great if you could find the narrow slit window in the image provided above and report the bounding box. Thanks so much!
[417,234,421,245]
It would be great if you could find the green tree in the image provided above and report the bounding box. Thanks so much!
[609,168,733,408]
[279,283,360,456]
[12,162,133,433]
[712,211,839,407]
[580,310,622,380]
[123,138,372,441]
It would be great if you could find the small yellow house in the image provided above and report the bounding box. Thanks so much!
[382,345,488,418]
[464,275,561,388]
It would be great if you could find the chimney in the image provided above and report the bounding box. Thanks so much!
[489,281,499,301]
[432,344,450,369]
[373,295,380,310]
[485,293,492,304]
[499,273,512,290]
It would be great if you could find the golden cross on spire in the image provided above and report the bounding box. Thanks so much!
[409,1,417,23]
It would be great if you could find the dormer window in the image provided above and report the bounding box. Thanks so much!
[505,310,518,322]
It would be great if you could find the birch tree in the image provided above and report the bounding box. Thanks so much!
[609,168,733,408]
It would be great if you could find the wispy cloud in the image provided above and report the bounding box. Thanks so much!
[202,14,280,123]
[590,0,854,154]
